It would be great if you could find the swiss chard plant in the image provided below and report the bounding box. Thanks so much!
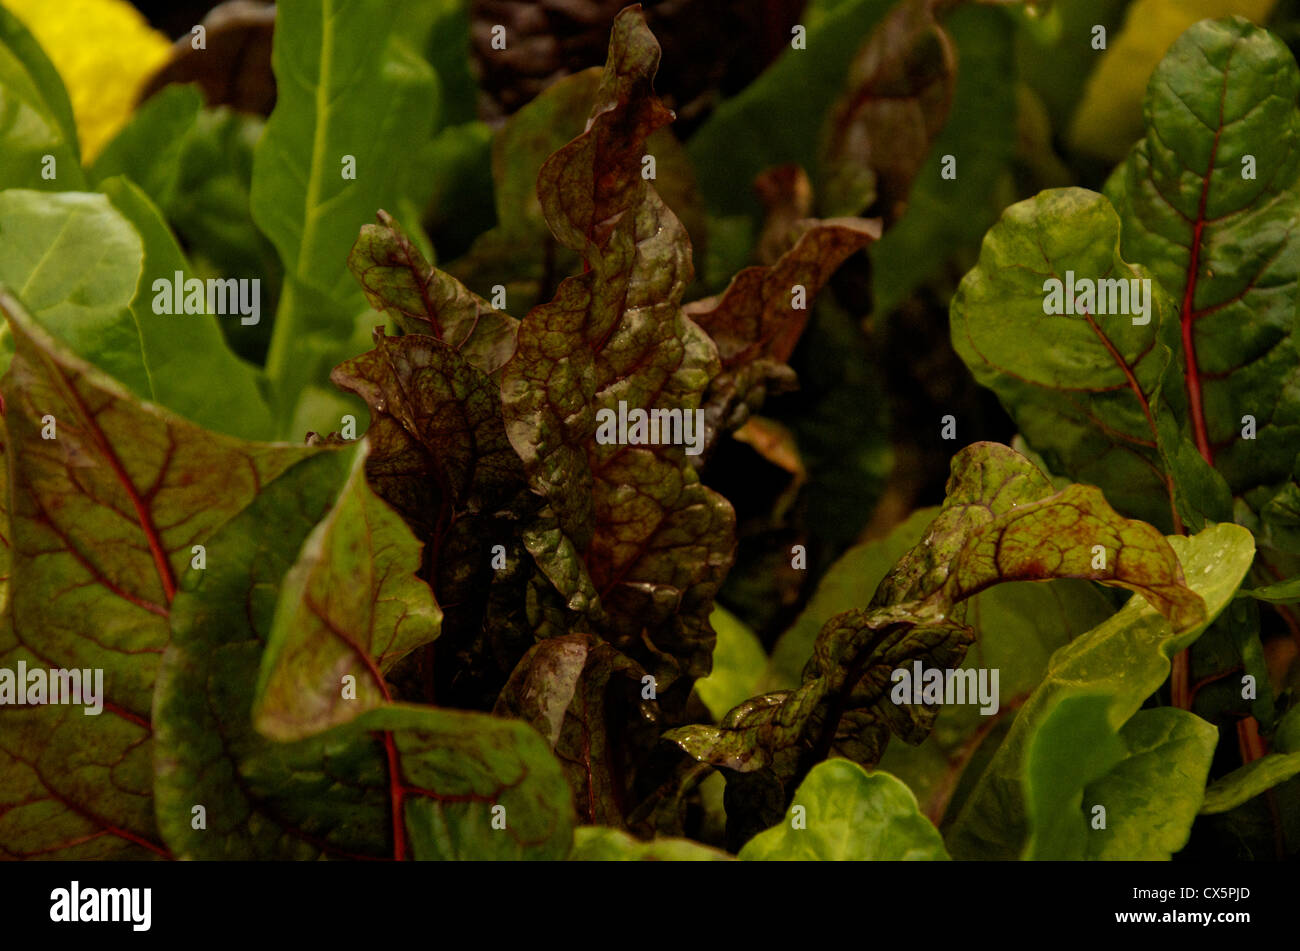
[0,0,1298,862]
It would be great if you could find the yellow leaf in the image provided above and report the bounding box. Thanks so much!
[1068,0,1276,162]
[4,0,171,161]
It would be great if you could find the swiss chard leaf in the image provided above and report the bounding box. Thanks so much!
[1104,16,1300,513]
[254,446,442,741]
[946,522,1255,859]
[667,442,1207,841]
[497,7,735,698]
[0,291,313,859]
[950,187,1181,530]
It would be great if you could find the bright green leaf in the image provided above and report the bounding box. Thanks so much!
[739,760,950,860]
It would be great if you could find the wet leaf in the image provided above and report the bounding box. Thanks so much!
[667,443,1206,831]
[497,7,734,697]
[947,522,1255,859]
[1022,695,1216,860]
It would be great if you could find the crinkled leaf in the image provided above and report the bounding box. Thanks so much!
[253,446,441,741]
[493,634,654,827]
[1104,17,1300,505]
[817,0,956,221]
[668,443,1205,819]
[498,7,734,696]
[738,760,950,860]
[1023,696,1216,859]
[447,66,707,316]
[331,329,541,708]
[569,825,733,860]
[685,216,879,443]
[348,210,518,377]
[946,522,1255,859]
[0,292,314,859]
[951,187,1182,530]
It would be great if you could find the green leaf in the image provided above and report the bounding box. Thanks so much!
[946,522,1256,859]
[154,446,391,859]
[1237,576,1300,602]
[252,0,438,431]
[569,826,733,860]
[1023,696,1216,859]
[90,96,281,367]
[1104,16,1300,505]
[0,190,141,385]
[90,84,204,208]
[0,4,83,190]
[497,7,734,697]
[0,185,274,439]
[157,441,573,860]
[697,606,768,721]
[871,3,1018,316]
[253,445,441,741]
[738,760,950,860]
[0,291,315,859]
[100,178,274,439]
[950,186,1182,531]
[1201,753,1300,814]
[1085,706,1218,859]
[687,0,894,221]
[350,705,577,861]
